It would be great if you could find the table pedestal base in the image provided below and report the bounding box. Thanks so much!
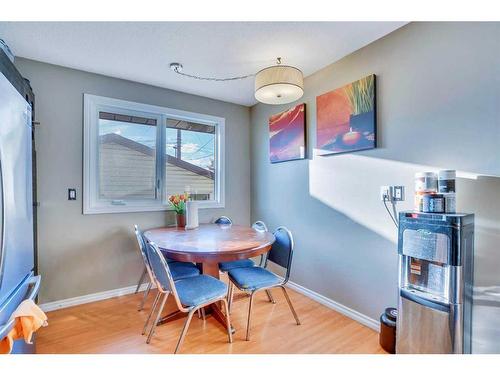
[201,261,235,333]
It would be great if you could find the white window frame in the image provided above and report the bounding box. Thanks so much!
[83,94,225,214]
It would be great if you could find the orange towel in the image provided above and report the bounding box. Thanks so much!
[0,299,48,354]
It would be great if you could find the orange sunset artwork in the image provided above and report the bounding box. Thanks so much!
[269,103,306,163]
[316,75,376,155]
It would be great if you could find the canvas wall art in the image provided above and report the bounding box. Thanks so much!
[316,74,376,155]
[269,103,306,163]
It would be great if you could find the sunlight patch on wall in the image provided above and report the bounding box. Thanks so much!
[308,151,488,243]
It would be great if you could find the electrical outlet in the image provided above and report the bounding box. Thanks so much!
[380,185,406,202]
[380,186,391,201]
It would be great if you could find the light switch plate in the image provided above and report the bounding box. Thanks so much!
[68,188,76,200]
[393,185,405,201]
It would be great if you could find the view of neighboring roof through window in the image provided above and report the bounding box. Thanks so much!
[98,112,157,200]
[98,112,215,173]
[97,111,216,203]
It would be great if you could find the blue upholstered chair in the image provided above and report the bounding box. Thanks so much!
[217,217,256,272]
[251,220,270,267]
[134,235,180,294]
[214,216,232,225]
[227,226,301,341]
[144,241,232,353]
[134,225,200,311]
[224,220,276,311]
[251,220,268,233]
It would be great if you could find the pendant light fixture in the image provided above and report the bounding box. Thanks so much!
[254,58,304,105]
[170,57,304,105]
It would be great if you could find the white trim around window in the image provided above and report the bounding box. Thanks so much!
[83,94,225,214]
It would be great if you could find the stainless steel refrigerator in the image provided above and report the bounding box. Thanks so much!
[0,71,40,354]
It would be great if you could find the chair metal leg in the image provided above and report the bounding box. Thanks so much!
[228,281,234,314]
[281,286,301,325]
[196,307,206,321]
[138,282,152,311]
[245,291,256,341]
[265,289,276,304]
[135,267,147,294]
[174,309,196,354]
[222,298,233,343]
[146,292,169,344]
[259,254,265,267]
[226,280,231,310]
[142,291,160,335]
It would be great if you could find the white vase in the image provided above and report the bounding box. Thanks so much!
[185,201,199,229]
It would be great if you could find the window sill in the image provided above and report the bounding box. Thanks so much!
[83,201,224,215]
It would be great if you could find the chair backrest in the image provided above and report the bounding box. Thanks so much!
[145,241,187,310]
[134,225,154,280]
[252,220,268,232]
[214,216,232,225]
[134,224,147,256]
[266,226,295,282]
[144,240,175,294]
[135,224,176,264]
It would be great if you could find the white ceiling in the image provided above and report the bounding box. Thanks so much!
[0,22,406,106]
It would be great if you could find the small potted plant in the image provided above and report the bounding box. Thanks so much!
[168,193,189,228]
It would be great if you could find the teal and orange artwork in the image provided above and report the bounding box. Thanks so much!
[316,74,376,155]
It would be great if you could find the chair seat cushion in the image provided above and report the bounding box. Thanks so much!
[228,266,281,291]
[218,259,255,272]
[175,275,228,307]
[169,262,200,281]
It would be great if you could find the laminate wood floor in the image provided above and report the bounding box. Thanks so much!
[37,283,386,354]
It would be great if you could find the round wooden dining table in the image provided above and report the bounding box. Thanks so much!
[144,224,275,332]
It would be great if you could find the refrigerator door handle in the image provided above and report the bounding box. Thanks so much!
[0,156,5,288]
[25,275,41,301]
[0,158,4,288]
[0,275,42,340]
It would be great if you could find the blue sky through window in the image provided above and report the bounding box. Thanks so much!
[166,128,215,170]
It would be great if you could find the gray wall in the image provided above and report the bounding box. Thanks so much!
[250,22,500,353]
[15,58,251,304]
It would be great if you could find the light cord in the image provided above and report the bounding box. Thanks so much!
[391,200,399,227]
[172,69,255,82]
[169,57,282,82]
[383,197,399,229]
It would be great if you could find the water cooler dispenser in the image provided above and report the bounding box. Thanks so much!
[396,211,474,354]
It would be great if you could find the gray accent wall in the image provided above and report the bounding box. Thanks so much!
[250,22,500,353]
[15,58,251,304]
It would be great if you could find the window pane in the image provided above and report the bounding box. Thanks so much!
[98,112,157,200]
[165,119,216,201]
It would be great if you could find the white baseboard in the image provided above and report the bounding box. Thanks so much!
[40,283,151,312]
[40,278,379,334]
[287,281,380,332]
